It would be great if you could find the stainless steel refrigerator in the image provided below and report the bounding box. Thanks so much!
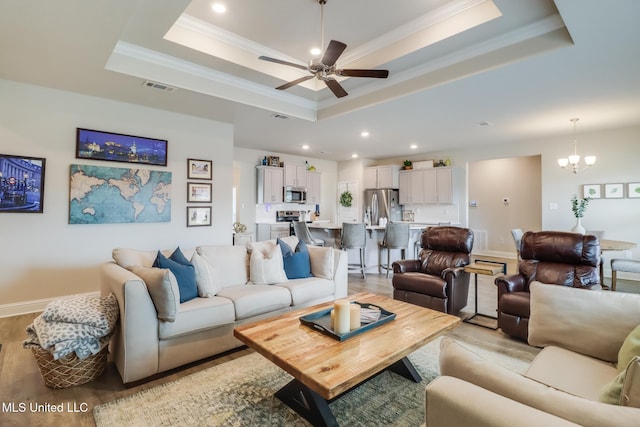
[363,189,401,225]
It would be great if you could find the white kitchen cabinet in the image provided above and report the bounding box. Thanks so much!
[398,167,452,204]
[306,171,322,205]
[399,170,426,204]
[435,167,453,204]
[364,165,400,189]
[256,166,283,204]
[256,223,290,241]
[284,164,307,187]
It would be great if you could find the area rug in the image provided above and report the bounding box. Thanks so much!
[94,337,528,426]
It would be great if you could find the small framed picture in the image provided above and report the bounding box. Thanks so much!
[268,156,280,167]
[187,206,211,227]
[582,184,601,199]
[604,183,624,199]
[628,183,640,198]
[187,158,212,180]
[187,182,212,203]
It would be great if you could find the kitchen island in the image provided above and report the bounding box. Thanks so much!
[308,222,443,274]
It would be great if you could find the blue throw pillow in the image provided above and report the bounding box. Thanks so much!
[153,249,198,303]
[277,239,312,279]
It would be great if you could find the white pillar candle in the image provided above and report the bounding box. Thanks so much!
[334,299,350,334]
[350,304,361,330]
[330,309,335,329]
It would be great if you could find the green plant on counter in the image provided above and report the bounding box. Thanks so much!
[403,160,413,169]
[339,190,353,208]
[571,194,590,218]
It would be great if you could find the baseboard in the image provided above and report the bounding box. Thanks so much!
[0,291,100,318]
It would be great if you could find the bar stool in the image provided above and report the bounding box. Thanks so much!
[341,223,367,279]
[292,221,324,246]
[379,222,410,278]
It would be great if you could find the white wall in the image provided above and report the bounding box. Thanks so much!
[0,79,234,311]
[469,156,542,254]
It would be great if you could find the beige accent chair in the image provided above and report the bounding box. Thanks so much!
[425,282,640,427]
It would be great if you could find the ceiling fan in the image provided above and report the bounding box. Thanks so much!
[258,0,389,98]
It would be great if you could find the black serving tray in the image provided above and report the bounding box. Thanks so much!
[299,302,396,341]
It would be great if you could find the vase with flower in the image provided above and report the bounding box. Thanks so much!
[570,194,590,234]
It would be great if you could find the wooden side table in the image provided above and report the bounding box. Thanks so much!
[463,260,506,329]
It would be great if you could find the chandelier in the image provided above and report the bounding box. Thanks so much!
[557,118,596,173]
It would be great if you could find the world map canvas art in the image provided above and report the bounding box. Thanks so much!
[69,164,171,224]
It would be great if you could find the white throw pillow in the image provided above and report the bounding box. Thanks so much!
[308,246,335,279]
[191,251,218,297]
[130,266,180,322]
[250,244,288,285]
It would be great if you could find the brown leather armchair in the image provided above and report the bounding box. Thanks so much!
[496,230,601,340]
[392,226,474,314]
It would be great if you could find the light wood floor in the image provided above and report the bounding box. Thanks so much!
[2,258,636,427]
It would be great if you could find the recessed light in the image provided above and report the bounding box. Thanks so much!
[211,3,226,13]
[310,47,321,56]
[479,121,493,126]
[352,153,358,158]
[360,131,369,137]
[410,144,418,149]
[302,144,309,150]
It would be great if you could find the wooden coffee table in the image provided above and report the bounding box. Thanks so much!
[233,292,460,426]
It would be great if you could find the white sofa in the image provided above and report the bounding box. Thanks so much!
[100,239,348,383]
[425,282,640,427]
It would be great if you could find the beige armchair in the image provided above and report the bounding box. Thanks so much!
[425,282,640,427]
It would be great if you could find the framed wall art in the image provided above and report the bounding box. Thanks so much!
[604,183,624,199]
[628,183,640,199]
[69,164,171,224]
[268,156,280,167]
[187,158,212,180]
[187,206,211,227]
[582,184,601,199]
[187,182,212,203]
[0,154,46,213]
[76,128,168,166]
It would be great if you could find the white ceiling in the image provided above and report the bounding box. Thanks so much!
[1,0,639,161]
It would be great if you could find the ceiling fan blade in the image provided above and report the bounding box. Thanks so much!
[258,56,308,71]
[276,75,314,91]
[324,78,348,98]
[321,40,347,67]
[338,69,389,78]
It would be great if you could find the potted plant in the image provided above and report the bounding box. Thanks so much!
[570,194,590,234]
[403,160,413,170]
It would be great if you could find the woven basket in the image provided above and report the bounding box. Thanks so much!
[31,346,107,389]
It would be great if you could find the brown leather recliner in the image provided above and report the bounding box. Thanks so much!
[392,226,474,314]
[496,230,601,341]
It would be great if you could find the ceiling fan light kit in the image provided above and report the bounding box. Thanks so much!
[258,0,389,98]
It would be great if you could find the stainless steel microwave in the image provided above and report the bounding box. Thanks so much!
[284,187,307,204]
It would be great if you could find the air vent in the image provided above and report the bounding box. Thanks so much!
[143,80,176,93]
[272,114,290,120]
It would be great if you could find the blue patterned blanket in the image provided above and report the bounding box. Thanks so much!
[24,293,119,360]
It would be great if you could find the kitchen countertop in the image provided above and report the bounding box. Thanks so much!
[308,222,446,230]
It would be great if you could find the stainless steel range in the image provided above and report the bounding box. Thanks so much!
[276,210,302,223]
[276,210,301,236]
